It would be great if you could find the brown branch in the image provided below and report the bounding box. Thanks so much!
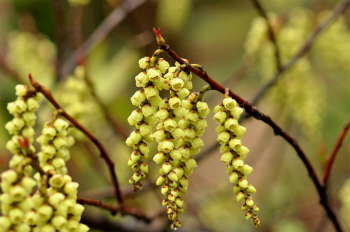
[322,116,350,186]
[28,74,124,205]
[154,31,343,232]
[250,0,350,107]
[62,0,147,77]
[52,0,66,80]
[250,0,282,70]
[77,196,162,223]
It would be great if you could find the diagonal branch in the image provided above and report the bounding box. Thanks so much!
[28,74,124,205]
[62,0,147,77]
[250,0,350,107]
[322,116,350,186]
[250,0,281,70]
[153,30,343,232]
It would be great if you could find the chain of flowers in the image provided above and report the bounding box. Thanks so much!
[214,90,260,227]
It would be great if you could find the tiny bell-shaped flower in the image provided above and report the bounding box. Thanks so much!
[53,118,69,132]
[169,96,181,109]
[245,211,252,220]
[229,171,239,183]
[241,164,253,176]
[164,118,177,132]
[246,198,254,207]
[214,111,227,124]
[162,162,172,174]
[234,125,246,138]
[185,157,197,169]
[233,184,241,194]
[168,171,179,182]
[147,67,162,82]
[239,178,249,189]
[223,97,237,110]
[156,175,166,186]
[135,72,149,87]
[185,110,199,124]
[155,109,170,121]
[179,176,188,188]
[233,158,244,170]
[161,184,169,195]
[236,145,249,158]
[236,191,245,202]
[220,151,234,165]
[156,58,170,73]
[247,184,257,194]
[170,78,184,91]
[138,57,150,69]
[15,85,27,96]
[182,99,193,110]
[144,86,159,99]
[153,152,165,164]
[229,138,242,151]
[225,118,238,131]
[217,131,231,144]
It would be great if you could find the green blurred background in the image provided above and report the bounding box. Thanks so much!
[0,0,350,231]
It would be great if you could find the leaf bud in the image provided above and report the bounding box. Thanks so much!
[162,162,172,174]
[139,57,150,69]
[156,175,166,186]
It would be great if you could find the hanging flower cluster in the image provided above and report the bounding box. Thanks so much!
[214,96,260,227]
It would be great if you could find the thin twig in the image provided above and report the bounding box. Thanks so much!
[77,196,159,222]
[153,30,343,232]
[250,0,350,107]
[250,0,282,70]
[62,0,147,77]
[322,116,350,186]
[52,0,66,80]
[28,74,124,205]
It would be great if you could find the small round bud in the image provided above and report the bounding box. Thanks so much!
[236,191,245,202]
[182,99,193,110]
[225,118,238,131]
[139,57,150,69]
[239,178,249,189]
[27,98,39,111]
[214,111,227,124]
[170,78,184,91]
[217,131,231,144]
[164,118,177,132]
[215,124,226,134]
[194,118,208,130]
[234,125,246,138]
[236,145,249,158]
[52,215,67,230]
[1,169,18,184]
[179,146,191,159]
[147,67,162,82]
[241,164,253,176]
[9,207,24,224]
[135,71,149,87]
[183,127,196,142]
[252,205,259,212]
[185,110,199,124]
[223,97,237,110]
[168,171,179,182]
[246,198,254,207]
[133,172,142,183]
[233,158,244,170]
[144,86,159,99]
[162,162,172,174]
[229,171,239,183]
[63,182,79,196]
[229,138,242,151]
[171,127,184,138]
[170,148,181,160]
[162,139,174,153]
[174,167,184,179]
[191,136,204,148]
[173,107,187,118]
[156,175,166,186]
[241,203,247,211]
[185,157,197,169]
[184,80,193,89]
[178,118,190,130]
[247,184,256,194]
[177,88,190,99]
[233,184,241,194]
[15,85,28,96]
[221,151,234,165]
[169,96,181,109]
[161,184,169,195]
[156,58,170,73]
[139,123,152,136]
[155,109,169,121]
[245,211,252,220]
[153,152,166,164]
[141,104,156,117]
[130,109,143,123]
[37,204,53,221]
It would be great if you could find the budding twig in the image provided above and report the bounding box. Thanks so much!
[153,29,343,232]
[29,74,124,205]
[322,116,350,186]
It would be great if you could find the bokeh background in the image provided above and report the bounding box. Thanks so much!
[0,0,350,231]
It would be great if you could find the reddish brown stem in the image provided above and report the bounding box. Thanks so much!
[77,196,161,223]
[28,74,124,205]
[154,33,343,232]
[322,117,350,186]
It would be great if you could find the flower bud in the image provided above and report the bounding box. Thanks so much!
[9,207,24,224]
[225,118,238,131]
[168,193,175,202]
[168,171,179,182]
[246,198,254,207]
[133,172,141,183]
[234,125,246,138]
[239,178,249,189]
[49,174,65,188]
[48,192,65,208]
[170,78,184,91]
[236,191,245,202]
[173,107,187,118]
[162,139,174,153]
[232,158,244,170]
[252,205,259,212]
[247,184,256,194]
[130,109,143,123]
[142,134,153,143]
[162,162,172,174]
[15,85,27,96]
[141,104,156,117]
[245,211,252,220]
[229,171,239,183]
[140,162,148,173]
[185,110,198,123]
[139,123,152,136]
[233,185,241,194]
[182,99,193,110]
[161,184,169,195]
[22,112,36,125]
[177,88,190,100]
[223,97,237,110]
[169,96,181,109]
[174,167,184,179]
[159,98,169,109]
[179,146,191,159]
[147,67,162,82]
[135,71,149,87]
[197,101,209,113]
[12,118,25,130]
[241,203,247,211]
[153,152,165,164]
[171,127,184,138]
[155,109,169,121]
[217,131,231,144]
[164,118,177,132]
[236,145,249,158]
[191,137,204,148]
[170,148,181,160]
[132,90,146,104]
[214,111,227,124]
[171,188,179,198]
[215,124,226,133]
[149,95,162,108]
[185,158,197,169]
[144,86,159,99]
[66,220,80,232]
[183,127,196,142]
[156,175,166,185]
[178,118,190,130]
[15,99,28,113]
[241,164,253,176]
[37,204,53,221]
[184,80,193,89]
[194,118,208,130]
[52,215,67,230]
[220,145,230,154]
[229,138,242,151]
[231,106,243,117]
[1,169,18,184]
[27,98,39,112]
[156,58,170,73]
[139,57,150,69]
[139,143,149,155]
[63,182,79,196]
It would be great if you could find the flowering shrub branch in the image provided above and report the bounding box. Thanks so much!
[153,29,343,232]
